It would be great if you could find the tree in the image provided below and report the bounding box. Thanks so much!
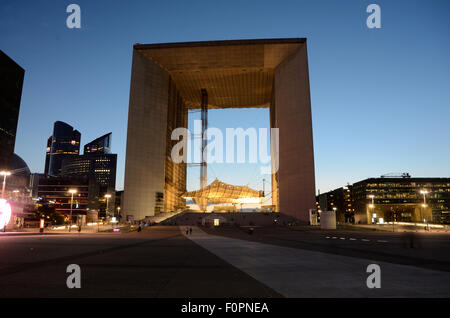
[36,205,65,225]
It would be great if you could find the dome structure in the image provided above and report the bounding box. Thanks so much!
[11,153,31,177]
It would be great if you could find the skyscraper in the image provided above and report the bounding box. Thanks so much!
[61,133,117,216]
[45,121,81,176]
[0,50,24,171]
[44,136,51,175]
[84,132,111,154]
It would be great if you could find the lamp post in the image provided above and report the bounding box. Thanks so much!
[332,207,337,224]
[0,171,11,199]
[104,194,111,222]
[68,189,77,232]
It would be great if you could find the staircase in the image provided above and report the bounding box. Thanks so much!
[144,211,185,224]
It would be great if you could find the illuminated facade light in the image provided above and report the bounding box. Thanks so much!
[0,199,12,229]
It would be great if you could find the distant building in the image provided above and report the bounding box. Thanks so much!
[40,123,117,218]
[352,177,450,225]
[3,154,35,230]
[84,132,111,154]
[317,186,353,223]
[61,153,117,215]
[37,176,89,217]
[44,137,51,176]
[45,121,81,176]
[29,173,45,198]
[320,176,450,225]
[115,190,123,219]
[0,51,24,171]
[59,133,117,217]
[2,153,31,200]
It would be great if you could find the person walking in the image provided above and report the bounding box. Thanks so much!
[189,227,192,235]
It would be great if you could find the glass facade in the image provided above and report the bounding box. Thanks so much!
[46,121,81,176]
[61,134,117,216]
[352,177,450,224]
[317,177,450,224]
[0,51,24,170]
[84,132,111,154]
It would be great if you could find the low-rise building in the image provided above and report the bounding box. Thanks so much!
[37,176,89,218]
[316,186,353,223]
[352,177,450,224]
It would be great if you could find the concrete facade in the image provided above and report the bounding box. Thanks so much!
[123,39,315,222]
[273,45,316,221]
[123,51,170,218]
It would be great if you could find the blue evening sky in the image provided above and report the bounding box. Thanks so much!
[1,0,449,195]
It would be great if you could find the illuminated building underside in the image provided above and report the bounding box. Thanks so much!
[183,179,263,204]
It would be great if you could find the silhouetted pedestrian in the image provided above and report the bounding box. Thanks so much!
[402,231,421,248]
[189,227,192,235]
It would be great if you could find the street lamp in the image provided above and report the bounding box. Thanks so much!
[104,194,111,219]
[0,171,11,199]
[68,189,77,232]
[332,207,337,223]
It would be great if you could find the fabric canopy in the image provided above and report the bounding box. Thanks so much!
[182,179,263,204]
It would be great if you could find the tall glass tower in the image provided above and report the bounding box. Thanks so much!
[0,50,24,170]
[45,121,81,176]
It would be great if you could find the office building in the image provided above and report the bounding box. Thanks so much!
[37,176,89,217]
[45,121,81,176]
[320,175,450,225]
[84,132,111,154]
[0,51,24,171]
[123,38,315,221]
[60,134,117,216]
[317,186,354,223]
[352,176,450,224]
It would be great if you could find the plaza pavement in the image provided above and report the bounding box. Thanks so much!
[181,226,450,297]
[0,226,280,297]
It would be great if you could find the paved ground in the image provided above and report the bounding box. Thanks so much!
[0,226,280,298]
[201,225,450,272]
[2,224,449,298]
[187,226,450,297]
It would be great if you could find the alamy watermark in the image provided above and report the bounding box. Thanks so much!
[366,4,381,29]
[366,264,381,288]
[66,4,81,29]
[66,264,81,288]
[171,120,279,174]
